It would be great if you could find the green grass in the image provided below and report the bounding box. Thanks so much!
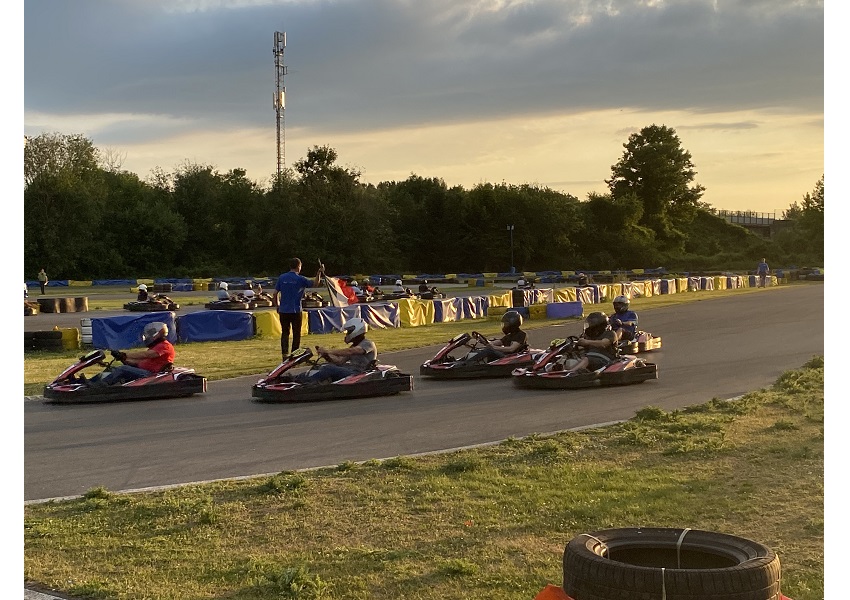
[24,357,824,600]
[24,283,803,397]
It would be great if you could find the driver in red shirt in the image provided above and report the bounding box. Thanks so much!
[89,322,175,386]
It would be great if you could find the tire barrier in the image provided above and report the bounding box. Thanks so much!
[562,527,782,600]
[36,297,89,313]
[81,318,93,346]
[24,330,64,352]
[58,298,76,313]
[37,298,60,313]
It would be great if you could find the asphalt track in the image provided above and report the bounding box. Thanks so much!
[24,284,823,503]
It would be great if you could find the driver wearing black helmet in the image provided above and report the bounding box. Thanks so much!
[467,310,528,363]
[557,312,619,373]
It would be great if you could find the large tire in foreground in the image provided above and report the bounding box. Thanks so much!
[563,528,782,600]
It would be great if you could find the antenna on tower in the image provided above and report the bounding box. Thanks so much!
[273,31,287,180]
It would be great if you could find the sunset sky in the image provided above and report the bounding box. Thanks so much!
[23,0,825,215]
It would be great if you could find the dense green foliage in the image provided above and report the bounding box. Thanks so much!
[23,130,823,279]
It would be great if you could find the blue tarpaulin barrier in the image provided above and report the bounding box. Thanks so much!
[91,311,177,350]
[546,301,584,319]
[307,306,362,335]
[457,295,488,320]
[92,279,136,286]
[359,303,401,329]
[177,311,254,343]
[433,299,459,323]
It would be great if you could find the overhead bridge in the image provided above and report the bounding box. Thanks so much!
[716,210,790,238]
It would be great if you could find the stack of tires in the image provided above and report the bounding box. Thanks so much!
[24,330,64,352]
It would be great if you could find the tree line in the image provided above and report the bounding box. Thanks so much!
[23,126,824,280]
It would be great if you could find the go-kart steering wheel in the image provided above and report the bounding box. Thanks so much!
[471,331,489,346]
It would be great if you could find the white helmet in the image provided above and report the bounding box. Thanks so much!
[350,280,358,287]
[395,279,403,286]
[138,283,147,291]
[342,317,368,344]
[219,282,228,290]
[142,321,168,346]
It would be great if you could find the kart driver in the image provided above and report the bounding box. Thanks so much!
[552,312,619,373]
[609,295,638,341]
[217,281,230,301]
[296,317,377,384]
[136,283,149,302]
[467,310,528,363]
[88,322,175,387]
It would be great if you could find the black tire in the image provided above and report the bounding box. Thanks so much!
[37,298,60,313]
[563,528,782,600]
[33,330,63,340]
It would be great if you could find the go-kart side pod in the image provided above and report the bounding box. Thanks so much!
[618,331,662,354]
[252,367,413,403]
[512,357,657,390]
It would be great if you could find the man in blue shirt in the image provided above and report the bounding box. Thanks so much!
[274,258,324,360]
[757,258,770,288]
[609,295,638,341]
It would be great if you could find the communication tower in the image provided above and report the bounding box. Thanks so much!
[273,31,287,178]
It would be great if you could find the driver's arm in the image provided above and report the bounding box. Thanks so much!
[121,347,161,365]
[317,345,365,365]
[578,337,612,349]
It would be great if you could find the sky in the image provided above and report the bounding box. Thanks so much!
[21,0,826,215]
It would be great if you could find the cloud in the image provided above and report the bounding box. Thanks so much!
[25,0,823,138]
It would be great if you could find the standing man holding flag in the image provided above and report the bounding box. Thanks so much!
[274,258,324,360]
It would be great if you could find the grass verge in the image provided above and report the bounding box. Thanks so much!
[24,356,824,600]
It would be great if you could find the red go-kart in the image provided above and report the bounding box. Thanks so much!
[43,349,207,404]
[420,331,544,379]
[252,347,414,403]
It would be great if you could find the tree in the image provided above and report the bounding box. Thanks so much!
[606,124,705,251]
[774,175,824,264]
[24,132,100,187]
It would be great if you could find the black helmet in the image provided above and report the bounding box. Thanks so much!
[613,295,630,314]
[583,311,609,338]
[577,273,588,286]
[501,310,523,334]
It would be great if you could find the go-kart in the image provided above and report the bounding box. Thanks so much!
[418,287,445,300]
[124,294,179,311]
[420,331,543,379]
[617,330,662,354]
[25,300,39,316]
[246,292,274,309]
[204,291,268,310]
[303,291,329,308]
[252,347,414,403]
[512,336,657,390]
[43,349,207,404]
[381,288,416,301]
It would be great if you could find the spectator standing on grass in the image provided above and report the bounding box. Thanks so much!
[37,268,48,295]
[757,258,770,288]
[274,258,324,360]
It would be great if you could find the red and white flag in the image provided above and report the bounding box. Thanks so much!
[324,275,350,307]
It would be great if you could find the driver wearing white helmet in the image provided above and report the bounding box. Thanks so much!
[295,317,377,383]
[392,279,406,293]
[217,281,231,301]
[136,283,149,302]
[88,321,176,387]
